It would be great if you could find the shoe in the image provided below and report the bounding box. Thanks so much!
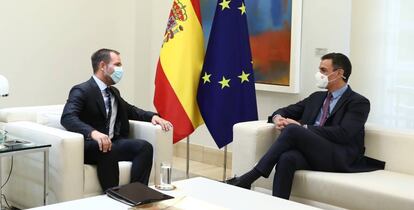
[225,176,251,190]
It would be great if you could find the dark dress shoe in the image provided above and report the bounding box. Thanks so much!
[225,177,251,189]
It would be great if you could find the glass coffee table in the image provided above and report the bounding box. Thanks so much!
[0,138,51,209]
[27,177,322,210]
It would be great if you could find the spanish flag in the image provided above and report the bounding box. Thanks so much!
[154,0,204,143]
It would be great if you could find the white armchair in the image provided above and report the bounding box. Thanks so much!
[0,105,173,209]
[232,120,414,210]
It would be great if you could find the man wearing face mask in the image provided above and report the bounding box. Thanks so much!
[227,53,385,199]
[61,48,172,191]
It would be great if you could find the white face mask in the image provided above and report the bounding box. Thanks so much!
[315,71,334,89]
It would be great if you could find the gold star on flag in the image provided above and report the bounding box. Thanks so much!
[238,71,250,83]
[201,72,211,84]
[219,0,231,11]
[238,2,246,15]
[219,76,231,89]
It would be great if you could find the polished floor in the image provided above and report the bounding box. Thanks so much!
[171,156,232,182]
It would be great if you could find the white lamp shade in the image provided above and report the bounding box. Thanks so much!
[0,74,9,97]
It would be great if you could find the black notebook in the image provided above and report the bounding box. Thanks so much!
[106,182,174,206]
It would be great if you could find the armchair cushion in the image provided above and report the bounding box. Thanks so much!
[37,110,65,130]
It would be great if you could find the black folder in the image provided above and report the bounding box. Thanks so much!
[106,182,174,206]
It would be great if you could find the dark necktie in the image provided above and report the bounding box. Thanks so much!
[105,87,112,129]
[319,93,333,126]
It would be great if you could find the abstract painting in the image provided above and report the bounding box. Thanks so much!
[201,0,302,93]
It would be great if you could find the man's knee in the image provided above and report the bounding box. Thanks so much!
[84,140,100,152]
[84,140,120,163]
[281,124,303,136]
[277,124,303,144]
[141,141,153,157]
[99,150,119,162]
[277,150,309,172]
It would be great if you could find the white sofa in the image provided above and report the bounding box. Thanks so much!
[232,121,414,210]
[0,105,173,209]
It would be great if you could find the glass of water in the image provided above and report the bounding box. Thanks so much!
[0,129,7,144]
[156,162,175,190]
[0,129,7,149]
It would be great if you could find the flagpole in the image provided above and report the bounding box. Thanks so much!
[223,145,228,181]
[186,136,190,179]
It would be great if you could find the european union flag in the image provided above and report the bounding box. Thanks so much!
[197,0,258,148]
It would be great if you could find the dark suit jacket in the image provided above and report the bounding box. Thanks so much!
[268,86,385,172]
[61,77,156,140]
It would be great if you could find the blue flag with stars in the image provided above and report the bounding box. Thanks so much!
[197,0,258,148]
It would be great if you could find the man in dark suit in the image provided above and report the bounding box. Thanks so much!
[228,53,385,199]
[61,48,172,191]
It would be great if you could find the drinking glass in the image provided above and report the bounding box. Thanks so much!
[156,162,175,190]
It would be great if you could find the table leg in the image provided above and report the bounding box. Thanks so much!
[44,149,49,205]
[0,157,2,209]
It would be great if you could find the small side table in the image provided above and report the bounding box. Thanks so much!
[0,140,51,209]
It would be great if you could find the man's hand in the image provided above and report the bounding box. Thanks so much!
[90,130,112,152]
[284,118,301,126]
[273,115,301,130]
[151,115,173,131]
[273,115,286,130]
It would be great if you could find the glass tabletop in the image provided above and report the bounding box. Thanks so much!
[0,136,51,153]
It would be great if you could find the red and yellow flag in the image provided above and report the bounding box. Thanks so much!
[154,0,204,143]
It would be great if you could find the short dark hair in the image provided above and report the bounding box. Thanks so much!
[321,53,352,82]
[91,48,120,73]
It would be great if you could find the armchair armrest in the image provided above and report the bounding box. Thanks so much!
[4,121,84,207]
[232,120,280,176]
[128,120,173,185]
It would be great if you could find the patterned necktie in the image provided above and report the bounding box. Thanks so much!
[105,87,112,130]
[319,93,333,126]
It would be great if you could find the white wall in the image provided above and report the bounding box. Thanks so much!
[350,0,414,128]
[131,0,171,111]
[0,0,139,107]
[349,0,387,124]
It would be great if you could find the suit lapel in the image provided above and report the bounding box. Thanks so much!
[330,86,353,117]
[88,78,107,118]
